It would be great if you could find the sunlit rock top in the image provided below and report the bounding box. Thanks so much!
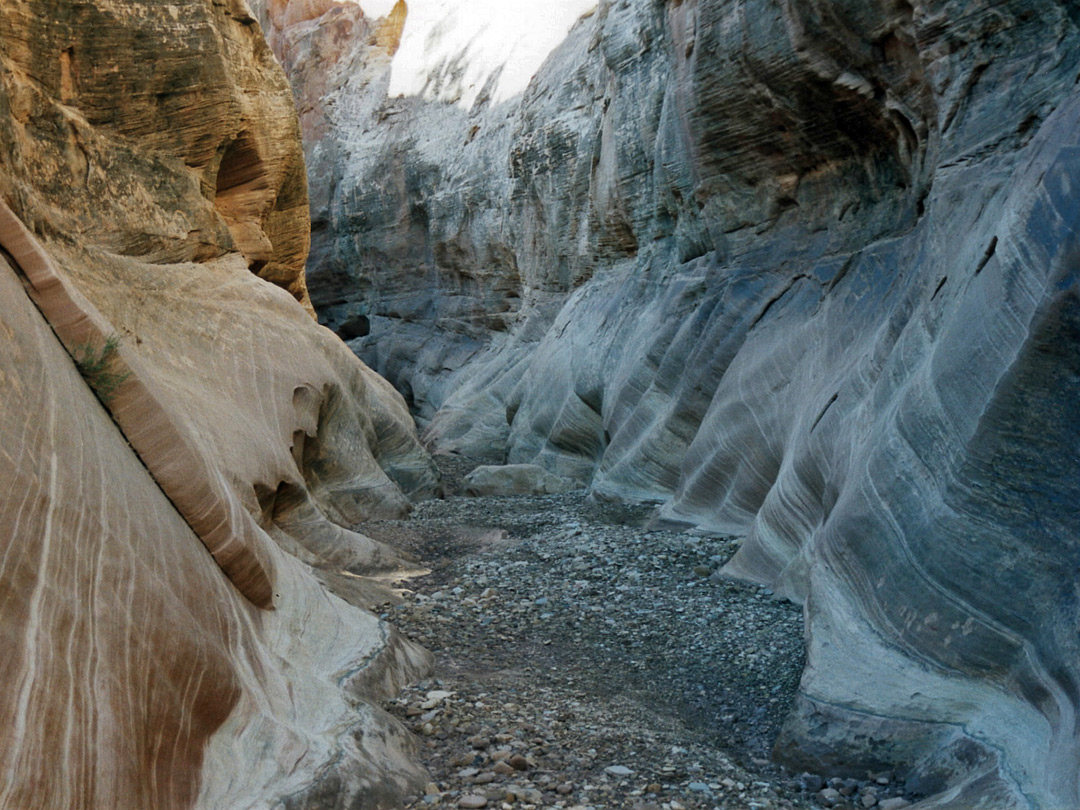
[379,0,597,107]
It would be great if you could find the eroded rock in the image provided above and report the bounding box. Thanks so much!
[262,0,1080,806]
[0,1,439,807]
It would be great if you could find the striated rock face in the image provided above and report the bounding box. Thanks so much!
[0,1,439,808]
[265,0,1080,806]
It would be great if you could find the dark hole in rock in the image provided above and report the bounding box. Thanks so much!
[338,314,370,340]
[215,131,266,202]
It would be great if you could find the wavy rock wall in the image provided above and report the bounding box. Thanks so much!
[262,0,1080,807]
[0,1,439,808]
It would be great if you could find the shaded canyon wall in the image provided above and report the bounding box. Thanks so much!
[0,0,439,807]
[262,0,1080,807]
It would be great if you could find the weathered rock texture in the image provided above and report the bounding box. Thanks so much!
[265,0,1080,806]
[0,1,439,808]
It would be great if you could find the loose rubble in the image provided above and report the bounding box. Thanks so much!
[363,457,917,809]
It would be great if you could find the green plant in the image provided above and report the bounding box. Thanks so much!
[72,333,130,404]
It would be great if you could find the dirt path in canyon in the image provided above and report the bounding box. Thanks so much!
[362,457,907,810]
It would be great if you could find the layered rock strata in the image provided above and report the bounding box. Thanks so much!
[0,1,438,807]
[264,0,1080,806]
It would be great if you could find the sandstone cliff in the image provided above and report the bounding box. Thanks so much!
[0,1,438,807]
[263,0,1080,806]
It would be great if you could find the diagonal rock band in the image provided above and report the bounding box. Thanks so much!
[0,200,277,609]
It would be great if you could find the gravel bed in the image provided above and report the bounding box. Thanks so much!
[361,457,910,810]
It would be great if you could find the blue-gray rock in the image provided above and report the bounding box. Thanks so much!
[256,0,1080,806]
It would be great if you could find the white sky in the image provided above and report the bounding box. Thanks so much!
[357,0,598,107]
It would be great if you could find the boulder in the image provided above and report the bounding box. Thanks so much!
[463,464,579,497]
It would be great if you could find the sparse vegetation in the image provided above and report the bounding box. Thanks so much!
[72,333,130,404]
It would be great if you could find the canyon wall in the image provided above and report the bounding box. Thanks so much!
[0,1,439,808]
[264,0,1080,806]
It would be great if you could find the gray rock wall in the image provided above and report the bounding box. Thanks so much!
[263,0,1080,806]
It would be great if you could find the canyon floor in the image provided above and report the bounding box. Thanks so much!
[362,457,911,810]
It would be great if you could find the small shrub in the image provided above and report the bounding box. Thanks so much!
[72,333,130,404]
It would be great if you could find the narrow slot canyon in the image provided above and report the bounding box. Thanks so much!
[1,1,1078,810]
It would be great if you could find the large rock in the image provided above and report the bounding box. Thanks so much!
[262,0,1080,806]
[463,464,578,497]
[0,1,439,808]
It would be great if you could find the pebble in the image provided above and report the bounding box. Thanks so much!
[376,478,809,810]
[818,787,841,807]
[879,799,911,810]
[800,773,824,793]
[861,794,879,808]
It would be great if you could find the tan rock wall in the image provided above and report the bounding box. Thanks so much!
[0,0,439,807]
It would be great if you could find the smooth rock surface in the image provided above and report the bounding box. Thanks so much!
[262,0,1080,807]
[0,1,439,808]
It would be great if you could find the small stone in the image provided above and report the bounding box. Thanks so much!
[645,783,662,793]
[493,762,515,775]
[458,768,480,779]
[509,754,530,771]
[878,799,911,810]
[425,782,441,796]
[604,765,633,777]
[421,690,455,709]
[800,773,825,793]
[861,794,879,808]
[840,779,860,797]
[688,782,712,794]
[458,797,488,809]
[818,787,841,807]
[557,782,574,794]
[693,565,712,577]
[468,735,491,749]
[473,772,497,785]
